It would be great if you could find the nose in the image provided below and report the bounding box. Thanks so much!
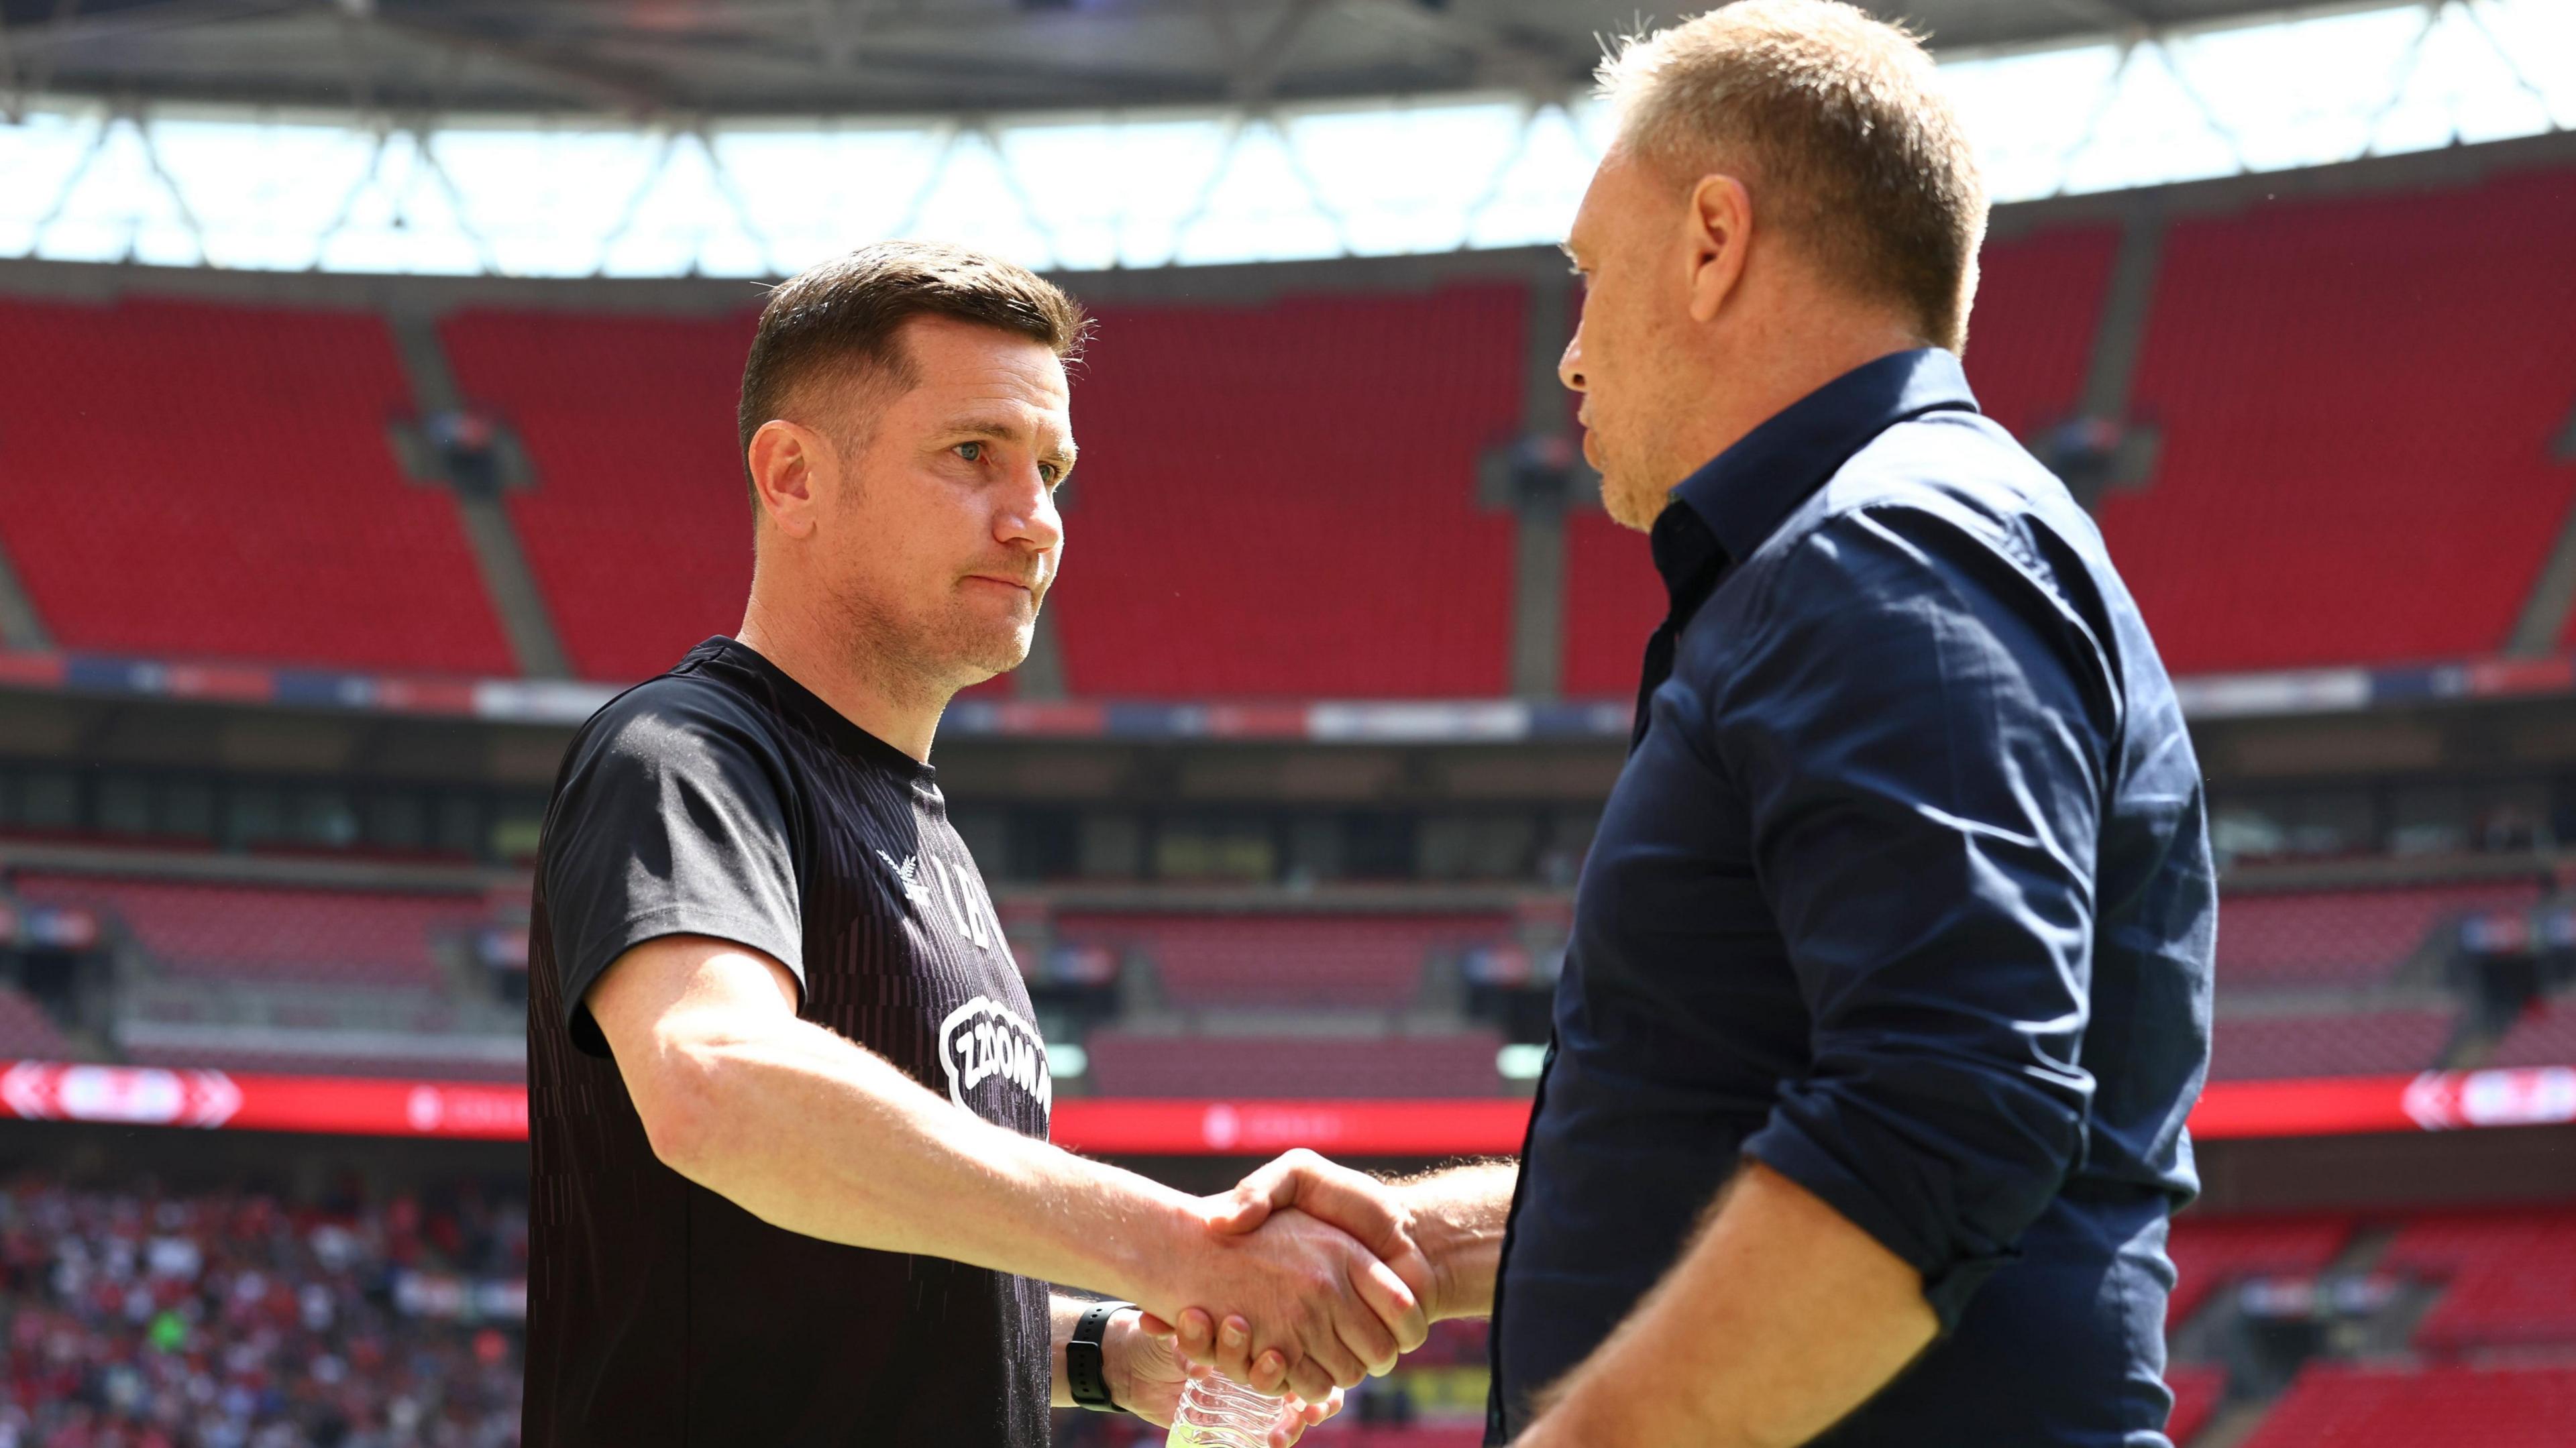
[998,466,1063,557]
[1558,328,1587,394]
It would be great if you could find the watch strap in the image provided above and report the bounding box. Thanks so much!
[1067,1298,1132,1413]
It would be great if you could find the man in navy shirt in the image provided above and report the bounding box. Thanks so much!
[1173,2,2216,1443]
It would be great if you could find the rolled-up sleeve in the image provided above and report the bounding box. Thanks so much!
[1725,502,2114,1330]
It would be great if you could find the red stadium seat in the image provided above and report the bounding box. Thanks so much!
[2164,1362,2229,1447]
[1083,1029,1501,1098]
[2384,1208,2576,1351]
[17,873,487,989]
[119,1043,523,1082]
[2163,1213,2352,1330]
[1058,911,1510,1009]
[0,296,514,674]
[2214,881,2540,988]
[2489,999,2576,1068]
[439,309,759,683]
[2239,1360,2576,1448]
[2100,168,2576,675]
[1957,224,2125,442]
[0,983,70,1059]
[1049,285,1525,699]
[2208,1007,2455,1081]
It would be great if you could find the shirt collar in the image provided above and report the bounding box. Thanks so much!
[1652,347,1980,600]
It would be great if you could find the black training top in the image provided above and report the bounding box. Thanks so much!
[524,636,1054,1448]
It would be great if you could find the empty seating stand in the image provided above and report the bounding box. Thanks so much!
[2164,1363,2229,1447]
[2163,1213,2353,1331]
[1083,1029,1501,1098]
[119,1042,523,1083]
[2215,881,2541,988]
[2240,1361,2576,1448]
[1057,911,1509,1009]
[2208,1007,2455,1081]
[2385,1208,2576,1351]
[2489,997,2576,1068]
[1957,223,2125,443]
[17,873,486,990]
[439,308,759,684]
[1049,285,1525,699]
[0,295,513,674]
[0,985,68,1059]
[2102,166,2576,675]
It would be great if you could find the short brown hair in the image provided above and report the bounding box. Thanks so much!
[738,240,1089,505]
[1599,0,1986,351]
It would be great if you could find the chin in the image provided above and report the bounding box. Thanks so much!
[957,626,1033,681]
[1598,469,1668,533]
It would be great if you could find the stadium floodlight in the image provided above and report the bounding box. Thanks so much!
[0,0,2565,280]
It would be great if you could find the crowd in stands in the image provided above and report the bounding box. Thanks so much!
[4,1171,2570,1447]
[0,1178,525,1448]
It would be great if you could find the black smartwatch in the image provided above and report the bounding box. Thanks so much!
[1066,1299,1133,1414]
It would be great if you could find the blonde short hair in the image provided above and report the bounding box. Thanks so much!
[1599,0,1986,351]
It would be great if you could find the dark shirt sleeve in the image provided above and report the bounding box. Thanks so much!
[539,682,806,1058]
[1723,502,2114,1331]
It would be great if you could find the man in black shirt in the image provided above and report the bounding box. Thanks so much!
[525,243,1426,1447]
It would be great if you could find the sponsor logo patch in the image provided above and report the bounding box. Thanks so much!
[936,995,1052,1115]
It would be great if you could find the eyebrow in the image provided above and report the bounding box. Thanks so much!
[947,416,1077,468]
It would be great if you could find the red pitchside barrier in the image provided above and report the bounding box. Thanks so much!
[2,1060,2571,1152]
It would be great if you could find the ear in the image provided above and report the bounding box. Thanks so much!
[747,419,828,539]
[1684,174,1754,325]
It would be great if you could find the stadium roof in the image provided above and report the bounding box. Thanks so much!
[1,0,2567,276]
[0,0,2412,117]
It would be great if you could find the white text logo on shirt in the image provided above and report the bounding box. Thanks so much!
[937,995,1053,1115]
[904,849,1010,958]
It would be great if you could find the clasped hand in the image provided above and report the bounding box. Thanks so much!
[1138,1150,1438,1404]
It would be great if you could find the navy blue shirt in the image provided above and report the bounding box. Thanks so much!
[1489,350,2216,1446]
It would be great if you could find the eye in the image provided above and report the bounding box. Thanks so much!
[955,441,984,463]
[1039,462,1063,486]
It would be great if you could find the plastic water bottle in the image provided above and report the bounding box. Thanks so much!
[1165,1372,1277,1447]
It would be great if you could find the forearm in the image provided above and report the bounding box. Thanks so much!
[1397,1160,1517,1321]
[1523,1162,1935,1448]
[633,1011,1195,1308]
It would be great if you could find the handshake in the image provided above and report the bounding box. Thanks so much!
[1118,1149,1465,1422]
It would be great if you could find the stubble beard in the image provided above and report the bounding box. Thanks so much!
[1597,452,1674,533]
[837,578,1034,710]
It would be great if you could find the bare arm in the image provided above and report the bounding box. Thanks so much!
[587,934,1424,1400]
[1515,1162,1936,1448]
[1395,1159,1517,1322]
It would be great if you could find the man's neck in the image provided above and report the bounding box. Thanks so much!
[1683,309,1930,479]
[735,589,948,763]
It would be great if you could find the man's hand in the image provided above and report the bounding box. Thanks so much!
[1159,1150,1444,1394]
[1104,1308,1342,1447]
[1142,1201,1428,1405]
[1161,1150,1520,1394]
